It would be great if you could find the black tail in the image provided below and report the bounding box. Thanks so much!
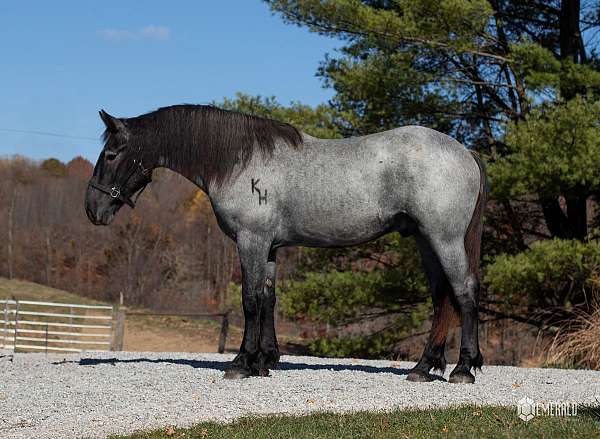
[464,151,488,280]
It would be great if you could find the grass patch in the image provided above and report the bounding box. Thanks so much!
[109,405,600,439]
[0,277,106,305]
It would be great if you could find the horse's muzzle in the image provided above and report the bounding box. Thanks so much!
[85,204,116,225]
[85,185,120,225]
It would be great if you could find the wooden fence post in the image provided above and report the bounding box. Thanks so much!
[218,311,229,354]
[111,307,126,351]
[2,301,7,349]
[13,300,20,353]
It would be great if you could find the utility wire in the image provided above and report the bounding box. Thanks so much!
[0,128,99,141]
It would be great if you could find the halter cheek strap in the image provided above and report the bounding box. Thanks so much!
[88,158,152,209]
[88,181,138,208]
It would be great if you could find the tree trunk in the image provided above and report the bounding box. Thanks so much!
[7,188,15,280]
[565,194,588,240]
[45,228,51,285]
[560,0,582,65]
[540,0,588,240]
[540,195,572,239]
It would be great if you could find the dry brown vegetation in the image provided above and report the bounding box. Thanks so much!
[547,307,600,370]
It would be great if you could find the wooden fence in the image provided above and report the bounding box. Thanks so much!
[0,299,117,353]
[0,299,230,354]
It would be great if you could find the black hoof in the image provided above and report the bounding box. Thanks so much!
[257,368,270,377]
[223,368,251,380]
[406,370,434,382]
[449,370,475,384]
[260,350,280,371]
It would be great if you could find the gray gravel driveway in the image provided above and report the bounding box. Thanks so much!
[1,350,599,438]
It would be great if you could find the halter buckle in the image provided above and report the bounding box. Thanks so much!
[110,187,120,198]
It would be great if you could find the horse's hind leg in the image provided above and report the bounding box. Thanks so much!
[407,235,460,382]
[431,236,483,384]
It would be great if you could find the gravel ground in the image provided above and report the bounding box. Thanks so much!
[1,350,599,439]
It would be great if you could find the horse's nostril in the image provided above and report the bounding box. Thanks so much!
[85,206,94,222]
[85,202,103,225]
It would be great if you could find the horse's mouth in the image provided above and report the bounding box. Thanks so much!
[85,205,117,226]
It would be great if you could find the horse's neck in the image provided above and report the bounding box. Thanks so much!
[155,153,209,194]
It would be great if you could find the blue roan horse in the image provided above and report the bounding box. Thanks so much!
[85,105,487,384]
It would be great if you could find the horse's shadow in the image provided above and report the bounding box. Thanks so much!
[51,357,447,382]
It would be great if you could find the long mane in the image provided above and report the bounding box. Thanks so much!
[106,105,303,185]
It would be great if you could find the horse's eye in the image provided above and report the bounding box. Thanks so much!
[104,144,125,161]
[105,150,118,161]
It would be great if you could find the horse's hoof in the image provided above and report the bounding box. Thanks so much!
[406,370,434,382]
[448,370,475,384]
[223,368,251,380]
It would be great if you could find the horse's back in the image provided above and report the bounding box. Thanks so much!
[302,125,480,207]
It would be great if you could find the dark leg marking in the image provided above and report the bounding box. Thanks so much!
[448,274,482,384]
[224,233,270,379]
[407,235,460,383]
[256,249,279,376]
[430,237,482,385]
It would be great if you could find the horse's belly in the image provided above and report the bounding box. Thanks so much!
[278,195,392,247]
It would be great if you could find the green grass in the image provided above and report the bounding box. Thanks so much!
[0,277,107,305]
[108,405,600,439]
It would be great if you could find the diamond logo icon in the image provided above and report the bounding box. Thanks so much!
[517,397,536,422]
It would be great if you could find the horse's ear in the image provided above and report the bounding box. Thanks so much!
[99,109,127,133]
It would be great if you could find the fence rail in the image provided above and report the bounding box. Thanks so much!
[0,299,117,353]
[1,299,231,354]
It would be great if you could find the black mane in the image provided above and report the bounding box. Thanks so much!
[105,104,303,185]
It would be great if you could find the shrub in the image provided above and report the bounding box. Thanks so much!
[484,238,600,323]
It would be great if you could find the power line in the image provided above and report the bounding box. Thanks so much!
[0,128,99,141]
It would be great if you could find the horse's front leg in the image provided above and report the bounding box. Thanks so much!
[224,232,274,379]
[257,249,280,375]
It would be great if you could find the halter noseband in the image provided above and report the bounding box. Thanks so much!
[88,156,152,209]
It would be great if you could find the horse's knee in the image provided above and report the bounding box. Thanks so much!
[263,276,275,295]
[264,260,276,290]
[453,276,479,308]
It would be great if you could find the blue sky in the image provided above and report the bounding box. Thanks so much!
[0,1,339,162]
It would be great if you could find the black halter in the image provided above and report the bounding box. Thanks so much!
[88,155,152,209]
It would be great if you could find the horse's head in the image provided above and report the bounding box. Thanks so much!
[85,110,152,225]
